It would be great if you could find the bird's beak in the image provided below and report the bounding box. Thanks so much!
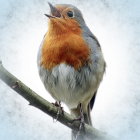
[44,2,61,18]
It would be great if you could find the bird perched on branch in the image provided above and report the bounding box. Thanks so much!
[37,2,106,139]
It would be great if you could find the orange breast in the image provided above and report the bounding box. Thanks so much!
[41,31,90,70]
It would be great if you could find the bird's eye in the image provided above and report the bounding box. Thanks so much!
[67,11,74,17]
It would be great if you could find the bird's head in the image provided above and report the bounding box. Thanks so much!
[45,3,85,35]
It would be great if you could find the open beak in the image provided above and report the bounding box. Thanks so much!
[45,2,61,18]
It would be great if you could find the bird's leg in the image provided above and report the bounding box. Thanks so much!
[79,103,85,130]
[72,104,84,122]
[57,101,64,115]
[72,103,85,140]
[52,101,64,122]
[76,103,85,139]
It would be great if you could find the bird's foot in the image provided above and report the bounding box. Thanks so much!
[73,115,85,131]
[12,81,21,89]
[52,101,64,122]
[72,104,85,140]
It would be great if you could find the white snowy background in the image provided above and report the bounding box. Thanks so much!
[0,0,140,140]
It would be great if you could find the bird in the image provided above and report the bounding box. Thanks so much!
[37,2,106,138]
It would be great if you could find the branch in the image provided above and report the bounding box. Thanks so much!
[0,61,114,140]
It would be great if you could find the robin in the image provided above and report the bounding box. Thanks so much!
[37,2,106,138]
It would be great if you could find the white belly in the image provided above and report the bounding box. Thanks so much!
[38,63,104,109]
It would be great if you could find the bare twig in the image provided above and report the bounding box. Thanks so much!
[0,62,114,140]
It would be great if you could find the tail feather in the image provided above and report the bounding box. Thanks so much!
[90,91,97,110]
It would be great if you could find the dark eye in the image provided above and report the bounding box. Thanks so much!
[67,11,74,17]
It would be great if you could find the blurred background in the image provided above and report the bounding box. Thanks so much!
[0,0,140,140]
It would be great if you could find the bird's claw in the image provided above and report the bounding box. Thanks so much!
[72,116,85,140]
[12,81,20,89]
[52,101,64,122]
[72,115,85,131]
[72,103,85,140]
